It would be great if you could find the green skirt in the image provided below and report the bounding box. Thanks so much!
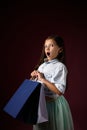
[33,95,74,130]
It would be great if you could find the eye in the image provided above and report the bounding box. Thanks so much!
[51,44,54,47]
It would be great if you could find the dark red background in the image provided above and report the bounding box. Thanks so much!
[0,1,87,130]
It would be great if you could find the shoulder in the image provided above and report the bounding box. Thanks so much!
[37,62,46,70]
[39,62,46,68]
[55,61,68,73]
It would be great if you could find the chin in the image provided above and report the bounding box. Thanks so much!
[48,58,52,61]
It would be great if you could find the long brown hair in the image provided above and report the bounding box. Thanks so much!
[35,35,65,70]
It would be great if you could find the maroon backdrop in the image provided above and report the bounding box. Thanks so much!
[0,1,87,130]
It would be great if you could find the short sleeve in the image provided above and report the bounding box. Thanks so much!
[51,64,68,94]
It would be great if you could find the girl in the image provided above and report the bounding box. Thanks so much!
[30,35,74,130]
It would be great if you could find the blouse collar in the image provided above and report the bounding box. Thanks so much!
[45,59,59,64]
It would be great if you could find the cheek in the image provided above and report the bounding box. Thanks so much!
[52,49,58,56]
[44,49,46,54]
[54,48,61,56]
[55,51,59,56]
[57,48,61,54]
[55,48,59,53]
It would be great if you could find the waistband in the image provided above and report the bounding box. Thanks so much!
[45,96,58,102]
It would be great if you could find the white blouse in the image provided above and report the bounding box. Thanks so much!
[38,59,68,98]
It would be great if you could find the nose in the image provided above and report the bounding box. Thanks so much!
[46,46,50,50]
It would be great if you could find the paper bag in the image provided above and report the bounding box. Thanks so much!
[3,79,48,124]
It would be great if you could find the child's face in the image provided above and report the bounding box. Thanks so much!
[44,39,62,61]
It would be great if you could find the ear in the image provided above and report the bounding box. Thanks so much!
[59,48,63,53]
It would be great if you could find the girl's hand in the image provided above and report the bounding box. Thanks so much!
[36,71,44,81]
[30,70,38,80]
[30,70,44,81]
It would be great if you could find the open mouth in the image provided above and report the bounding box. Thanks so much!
[47,52,50,56]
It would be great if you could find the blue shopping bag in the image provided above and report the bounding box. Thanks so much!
[3,79,48,124]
